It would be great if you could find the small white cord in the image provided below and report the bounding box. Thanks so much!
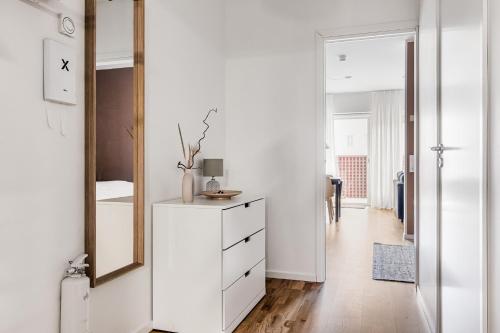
[59,108,68,137]
[45,103,59,130]
[45,102,72,137]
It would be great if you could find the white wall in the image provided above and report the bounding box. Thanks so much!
[224,0,419,280]
[489,0,500,331]
[0,1,84,332]
[0,1,226,332]
[96,0,133,64]
[147,0,226,204]
[328,92,372,114]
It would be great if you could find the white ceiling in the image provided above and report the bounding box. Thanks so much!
[325,35,410,94]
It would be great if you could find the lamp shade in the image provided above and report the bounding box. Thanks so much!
[203,159,223,177]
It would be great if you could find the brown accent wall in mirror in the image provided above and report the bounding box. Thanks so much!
[96,68,134,182]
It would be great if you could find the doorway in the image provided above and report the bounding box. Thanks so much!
[317,27,418,289]
[324,33,414,215]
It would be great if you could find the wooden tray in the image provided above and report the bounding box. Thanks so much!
[200,190,242,200]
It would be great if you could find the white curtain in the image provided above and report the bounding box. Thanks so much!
[368,90,405,209]
[325,95,338,177]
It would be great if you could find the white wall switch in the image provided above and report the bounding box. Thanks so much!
[43,39,76,105]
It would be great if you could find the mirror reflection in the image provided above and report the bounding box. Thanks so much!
[95,0,135,278]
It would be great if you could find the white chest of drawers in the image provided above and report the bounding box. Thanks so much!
[153,195,266,333]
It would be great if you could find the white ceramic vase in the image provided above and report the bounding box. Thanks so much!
[182,169,194,203]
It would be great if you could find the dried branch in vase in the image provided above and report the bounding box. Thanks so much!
[177,108,218,171]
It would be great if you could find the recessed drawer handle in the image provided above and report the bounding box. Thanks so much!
[244,236,251,243]
[244,270,251,278]
[244,202,251,208]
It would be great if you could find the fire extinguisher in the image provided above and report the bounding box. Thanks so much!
[60,254,90,333]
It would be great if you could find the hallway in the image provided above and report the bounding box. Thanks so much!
[233,209,427,333]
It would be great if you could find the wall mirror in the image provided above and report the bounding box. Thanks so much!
[85,0,144,287]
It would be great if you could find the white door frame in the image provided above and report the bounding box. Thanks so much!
[480,1,489,332]
[314,21,418,283]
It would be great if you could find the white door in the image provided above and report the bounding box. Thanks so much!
[440,0,485,331]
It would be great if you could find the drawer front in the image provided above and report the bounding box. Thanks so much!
[223,260,266,330]
[223,199,265,249]
[223,230,265,290]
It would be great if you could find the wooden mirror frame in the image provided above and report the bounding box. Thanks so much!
[85,0,144,288]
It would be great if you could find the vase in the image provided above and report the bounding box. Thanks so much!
[182,169,194,203]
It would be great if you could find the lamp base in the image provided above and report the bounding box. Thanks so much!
[206,177,220,192]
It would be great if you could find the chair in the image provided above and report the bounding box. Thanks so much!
[396,171,404,221]
[326,176,335,223]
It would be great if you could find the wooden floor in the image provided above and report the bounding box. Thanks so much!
[153,208,427,333]
[234,208,426,333]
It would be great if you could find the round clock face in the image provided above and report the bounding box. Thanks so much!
[62,17,75,35]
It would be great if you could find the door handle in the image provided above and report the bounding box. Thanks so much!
[430,144,445,154]
[431,144,445,168]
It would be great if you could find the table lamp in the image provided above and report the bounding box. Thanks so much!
[203,159,223,191]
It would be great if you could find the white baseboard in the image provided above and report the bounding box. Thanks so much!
[266,270,317,282]
[131,321,153,333]
[416,287,435,333]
